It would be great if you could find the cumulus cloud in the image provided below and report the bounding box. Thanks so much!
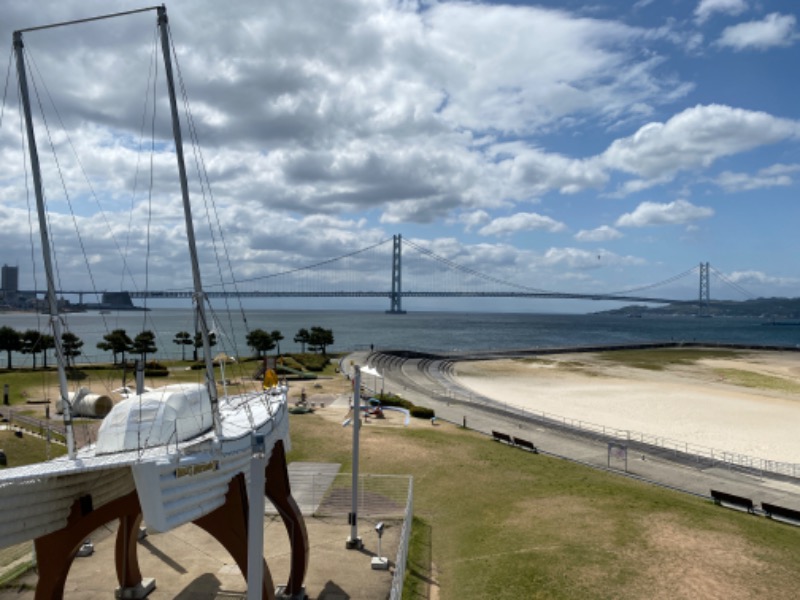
[601,104,800,187]
[694,0,748,25]
[0,1,797,297]
[716,13,798,51]
[726,270,799,287]
[457,210,492,232]
[422,2,689,135]
[575,226,623,242]
[714,163,800,192]
[540,247,644,270]
[478,212,567,237]
[505,146,609,196]
[616,200,714,228]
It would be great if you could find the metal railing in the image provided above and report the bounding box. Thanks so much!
[389,477,414,600]
[280,470,415,597]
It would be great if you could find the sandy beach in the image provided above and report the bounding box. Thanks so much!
[454,350,800,464]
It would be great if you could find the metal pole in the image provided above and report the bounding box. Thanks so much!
[156,6,221,436]
[13,30,74,458]
[247,434,267,600]
[346,366,363,549]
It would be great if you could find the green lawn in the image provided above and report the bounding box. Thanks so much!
[596,347,744,370]
[286,412,800,600]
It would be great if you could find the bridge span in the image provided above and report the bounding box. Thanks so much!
[17,235,717,313]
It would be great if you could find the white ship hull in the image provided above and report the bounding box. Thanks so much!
[0,387,289,548]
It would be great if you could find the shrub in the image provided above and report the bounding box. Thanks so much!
[66,368,87,381]
[377,392,435,419]
[144,361,169,377]
[410,406,435,420]
[378,394,413,411]
[293,353,329,372]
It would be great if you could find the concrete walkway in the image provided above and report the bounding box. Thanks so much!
[1,461,399,600]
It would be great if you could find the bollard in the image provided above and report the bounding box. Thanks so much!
[3,384,8,406]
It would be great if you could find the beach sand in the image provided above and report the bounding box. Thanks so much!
[455,350,800,464]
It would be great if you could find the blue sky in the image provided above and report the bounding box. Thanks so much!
[0,0,798,311]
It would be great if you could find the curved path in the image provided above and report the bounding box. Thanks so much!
[347,350,800,513]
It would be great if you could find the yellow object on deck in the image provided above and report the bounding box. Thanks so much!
[263,369,279,389]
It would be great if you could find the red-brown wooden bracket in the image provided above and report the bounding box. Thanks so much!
[265,440,309,597]
[193,472,274,600]
[33,489,144,600]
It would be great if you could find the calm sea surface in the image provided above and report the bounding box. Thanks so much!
[1,309,798,367]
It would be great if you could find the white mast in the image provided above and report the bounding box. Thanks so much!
[156,6,221,436]
[13,30,75,458]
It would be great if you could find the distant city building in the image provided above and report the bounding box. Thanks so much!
[1,265,19,307]
[1,265,18,293]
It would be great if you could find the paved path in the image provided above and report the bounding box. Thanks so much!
[347,350,800,512]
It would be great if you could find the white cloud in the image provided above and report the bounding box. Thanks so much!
[505,145,609,196]
[694,0,748,25]
[540,247,644,270]
[714,163,800,192]
[422,2,691,135]
[478,212,567,237]
[726,270,799,287]
[602,104,800,186]
[616,200,714,228]
[457,210,491,232]
[575,226,623,242]
[717,13,798,51]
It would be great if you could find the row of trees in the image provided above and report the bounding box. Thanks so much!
[0,326,83,369]
[0,324,335,369]
[245,326,333,357]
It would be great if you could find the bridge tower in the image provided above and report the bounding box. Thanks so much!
[386,234,406,314]
[698,262,710,313]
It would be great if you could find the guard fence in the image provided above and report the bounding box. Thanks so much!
[287,471,414,597]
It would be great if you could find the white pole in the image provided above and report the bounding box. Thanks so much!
[346,366,363,549]
[247,434,266,600]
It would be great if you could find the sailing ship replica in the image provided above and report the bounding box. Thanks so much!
[0,7,307,599]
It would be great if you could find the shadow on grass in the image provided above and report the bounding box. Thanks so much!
[404,516,435,599]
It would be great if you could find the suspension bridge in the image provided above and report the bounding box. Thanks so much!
[28,235,745,314]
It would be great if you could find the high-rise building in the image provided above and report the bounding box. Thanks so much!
[1,265,18,293]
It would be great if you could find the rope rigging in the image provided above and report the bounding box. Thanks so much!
[403,238,556,294]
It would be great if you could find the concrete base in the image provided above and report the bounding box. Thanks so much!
[345,536,363,550]
[371,557,389,570]
[275,584,307,599]
[115,577,156,599]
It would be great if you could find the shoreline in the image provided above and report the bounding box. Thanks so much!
[453,349,800,465]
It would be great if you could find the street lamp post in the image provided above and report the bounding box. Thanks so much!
[346,365,363,550]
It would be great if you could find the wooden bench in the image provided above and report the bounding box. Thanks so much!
[710,489,755,514]
[512,437,538,453]
[492,430,512,444]
[762,502,800,527]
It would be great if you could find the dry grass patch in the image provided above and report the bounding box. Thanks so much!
[630,515,769,600]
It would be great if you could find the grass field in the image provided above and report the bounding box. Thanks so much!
[286,411,800,600]
[3,352,799,598]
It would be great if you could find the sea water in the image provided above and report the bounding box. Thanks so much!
[0,308,797,367]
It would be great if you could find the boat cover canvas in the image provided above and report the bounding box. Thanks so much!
[96,384,213,454]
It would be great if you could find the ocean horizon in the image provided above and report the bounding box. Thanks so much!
[0,308,797,368]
